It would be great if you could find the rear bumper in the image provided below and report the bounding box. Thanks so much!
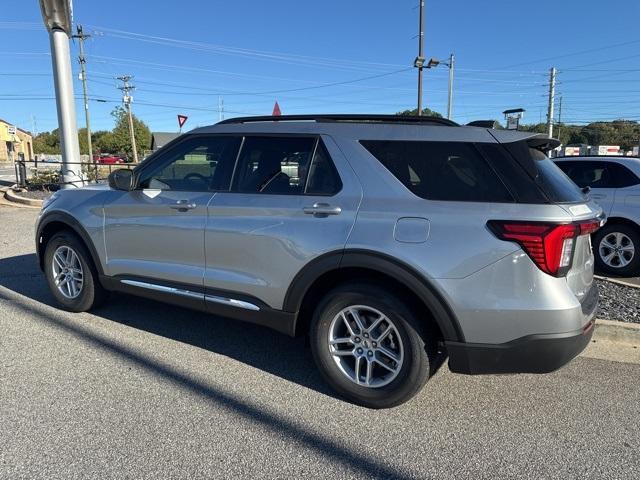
[446,322,594,374]
[447,283,598,375]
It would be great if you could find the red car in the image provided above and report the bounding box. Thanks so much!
[94,154,125,164]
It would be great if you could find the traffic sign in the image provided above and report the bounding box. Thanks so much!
[177,115,188,128]
[7,125,16,135]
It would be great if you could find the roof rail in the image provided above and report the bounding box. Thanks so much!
[217,114,458,127]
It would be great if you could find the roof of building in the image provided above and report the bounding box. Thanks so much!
[151,132,180,149]
[0,118,32,136]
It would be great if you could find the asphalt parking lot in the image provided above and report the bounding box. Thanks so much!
[1,204,639,479]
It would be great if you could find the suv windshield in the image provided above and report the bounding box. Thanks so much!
[503,141,587,203]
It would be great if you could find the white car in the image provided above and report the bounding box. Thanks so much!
[555,156,640,276]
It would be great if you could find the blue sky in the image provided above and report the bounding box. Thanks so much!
[2,0,640,134]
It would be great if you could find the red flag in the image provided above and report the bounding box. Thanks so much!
[177,114,188,128]
[272,101,281,116]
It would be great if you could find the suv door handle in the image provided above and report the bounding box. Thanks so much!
[303,202,342,216]
[170,200,197,211]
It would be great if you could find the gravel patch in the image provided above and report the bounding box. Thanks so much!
[595,278,640,323]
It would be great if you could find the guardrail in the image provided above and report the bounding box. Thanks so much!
[13,159,141,189]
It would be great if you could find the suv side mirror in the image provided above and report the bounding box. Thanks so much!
[108,168,135,191]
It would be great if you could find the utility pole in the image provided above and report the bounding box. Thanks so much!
[546,67,556,138]
[117,75,138,163]
[414,0,425,115]
[446,53,455,120]
[557,95,563,142]
[72,25,93,163]
[39,0,82,188]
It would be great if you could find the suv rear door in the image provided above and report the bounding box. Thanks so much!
[204,135,361,310]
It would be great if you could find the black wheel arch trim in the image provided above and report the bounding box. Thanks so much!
[36,211,104,276]
[284,249,465,342]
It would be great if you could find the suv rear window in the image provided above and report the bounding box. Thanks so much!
[503,141,586,203]
[360,140,514,202]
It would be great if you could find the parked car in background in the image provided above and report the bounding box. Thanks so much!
[36,115,602,408]
[555,156,640,276]
[94,154,125,164]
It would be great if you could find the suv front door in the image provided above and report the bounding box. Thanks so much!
[204,135,362,311]
[103,135,241,288]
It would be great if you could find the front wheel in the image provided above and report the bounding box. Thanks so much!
[310,283,435,408]
[44,231,107,312]
[593,224,640,277]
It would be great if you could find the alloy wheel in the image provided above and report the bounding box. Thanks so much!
[51,245,84,299]
[599,232,635,268]
[327,305,404,388]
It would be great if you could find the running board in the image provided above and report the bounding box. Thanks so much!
[120,279,260,311]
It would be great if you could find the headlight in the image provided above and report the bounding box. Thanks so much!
[41,191,61,210]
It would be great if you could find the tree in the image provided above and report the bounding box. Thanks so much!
[396,107,443,118]
[33,130,60,155]
[107,106,151,159]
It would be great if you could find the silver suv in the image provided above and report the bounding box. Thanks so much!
[555,156,640,276]
[36,115,602,408]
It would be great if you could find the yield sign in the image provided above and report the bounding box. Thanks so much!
[272,101,281,116]
[177,114,188,128]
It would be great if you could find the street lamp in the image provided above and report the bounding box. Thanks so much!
[426,54,455,120]
[39,0,82,187]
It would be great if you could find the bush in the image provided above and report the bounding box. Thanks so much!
[27,169,61,191]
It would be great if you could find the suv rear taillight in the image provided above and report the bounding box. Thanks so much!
[488,220,600,277]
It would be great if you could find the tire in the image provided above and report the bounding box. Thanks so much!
[593,224,640,277]
[309,283,435,409]
[44,231,108,312]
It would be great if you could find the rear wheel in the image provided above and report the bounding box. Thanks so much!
[44,231,107,311]
[310,283,435,408]
[593,224,640,277]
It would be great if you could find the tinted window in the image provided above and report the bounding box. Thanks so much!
[557,161,640,189]
[504,142,586,203]
[360,140,514,202]
[475,143,548,204]
[305,141,342,195]
[139,136,240,191]
[233,136,316,194]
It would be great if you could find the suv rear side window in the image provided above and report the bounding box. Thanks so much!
[305,141,342,195]
[360,140,514,202]
[556,161,640,189]
[233,136,316,194]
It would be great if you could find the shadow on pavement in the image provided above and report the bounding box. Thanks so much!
[0,253,334,399]
[0,252,419,479]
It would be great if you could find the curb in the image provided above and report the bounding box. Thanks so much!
[594,319,640,346]
[594,275,640,289]
[4,186,43,208]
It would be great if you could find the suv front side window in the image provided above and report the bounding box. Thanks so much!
[138,135,241,192]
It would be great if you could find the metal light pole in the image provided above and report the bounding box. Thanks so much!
[425,54,455,120]
[446,53,454,120]
[414,0,425,115]
[39,0,82,187]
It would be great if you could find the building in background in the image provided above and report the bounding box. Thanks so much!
[0,119,33,163]
[151,132,180,151]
